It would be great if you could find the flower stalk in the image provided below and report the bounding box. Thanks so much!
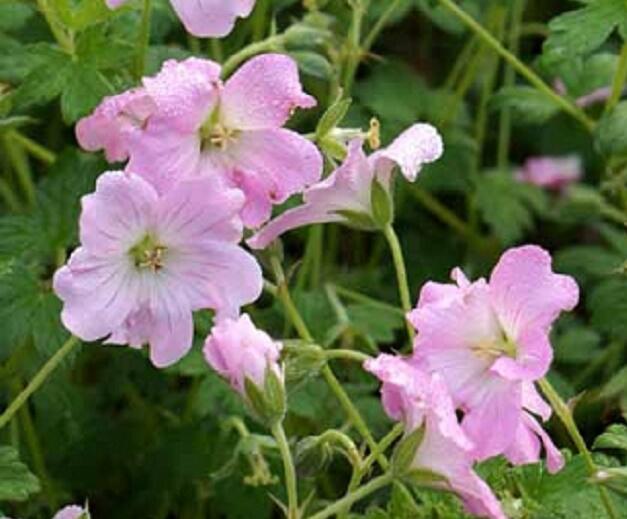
[271,422,299,519]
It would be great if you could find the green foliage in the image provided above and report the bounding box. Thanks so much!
[0,446,40,502]
[491,86,560,125]
[475,171,548,244]
[544,0,627,61]
[596,101,627,157]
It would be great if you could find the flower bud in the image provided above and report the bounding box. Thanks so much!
[204,314,285,425]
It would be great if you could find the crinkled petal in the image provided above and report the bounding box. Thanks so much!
[79,171,159,254]
[170,0,255,38]
[490,245,579,339]
[53,249,139,342]
[220,128,322,227]
[75,89,155,163]
[461,377,522,460]
[126,121,201,194]
[142,58,221,133]
[371,123,443,182]
[221,54,316,130]
[525,413,564,473]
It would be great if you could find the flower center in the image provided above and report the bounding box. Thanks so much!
[199,113,239,151]
[471,333,517,359]
[129,234,167,272]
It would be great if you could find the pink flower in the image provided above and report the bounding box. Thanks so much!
[204,314,282,396]
[365,354,506,519]
[408,245,578,469]
[53,171,262,368]
[516,156,582,191]
[77,55,321,228]
[52,506,88,519]
[105,0,255,38]
[248,123,443,249]
[75,88,156,163]
[170,0,256,38]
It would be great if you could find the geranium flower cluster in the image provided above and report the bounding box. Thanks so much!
[55,41,580,517]
[367,245,579,518]
[106,0,256,38]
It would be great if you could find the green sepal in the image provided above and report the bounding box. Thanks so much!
[334,209,378,232]
[391,425,425,476]
[371,179,394,228]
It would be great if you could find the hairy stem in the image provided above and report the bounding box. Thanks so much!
[221,36,285,77]
[436,0,595,132]
[497,0,526,170]
[271,422,299,519]
[605,42,627,114]
[538,378,618,519]
[382,225,415,342]
[308,472,394,519]
[0,336,79,430]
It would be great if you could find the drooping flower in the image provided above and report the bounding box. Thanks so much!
[77,55,321,228]
[54,171,262,368]
[408,245,578,470]
[204,313,283,396]
[365,354,506,519]
[105,0,256,38]
[52,505,88,519]
[248,123,443,249]
[516,156,582,191]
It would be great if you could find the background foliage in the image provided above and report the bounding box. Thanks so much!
[0,0,625,517]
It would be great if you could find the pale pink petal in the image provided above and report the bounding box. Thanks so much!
[53,249,139,342]
[247,139,372,249]
[576,87,612,108]
[147,284,194,367]
[489,245,579,340]
[461,378,522,460]
[178,240,262,319]
[522,382,552,421]
[170,0,255,38]
[220,54,316,130]
[524,413,564,473]
[218,128,322,227]
[142,58,221,133]
[52,505,87,519]
[79,171,158,254]
[371,123,443,182]
[75,89,155,163]
[126,121,201,194]
[491,328,553,381]
[156,177,244,246]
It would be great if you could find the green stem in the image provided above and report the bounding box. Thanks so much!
[135,0,152,80]
[0,336,79,430]
[498,0,526,170]
[308,472,394,519]
[382,225,414,342]
[221,36,285,77]
[407,185,496,255]
[605,42,627,114]
[342,0,366,93]
[36,0,74,55]
[324,349,371,364]
[332,284,404,316]
[11,132,56,165]
[443,35,478,92]
[271,422,299,519]
[538,378,618,519]
[362,0,403,52]
[0,178,23,212]
[269,256,388,470]
[436,0,595,132]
